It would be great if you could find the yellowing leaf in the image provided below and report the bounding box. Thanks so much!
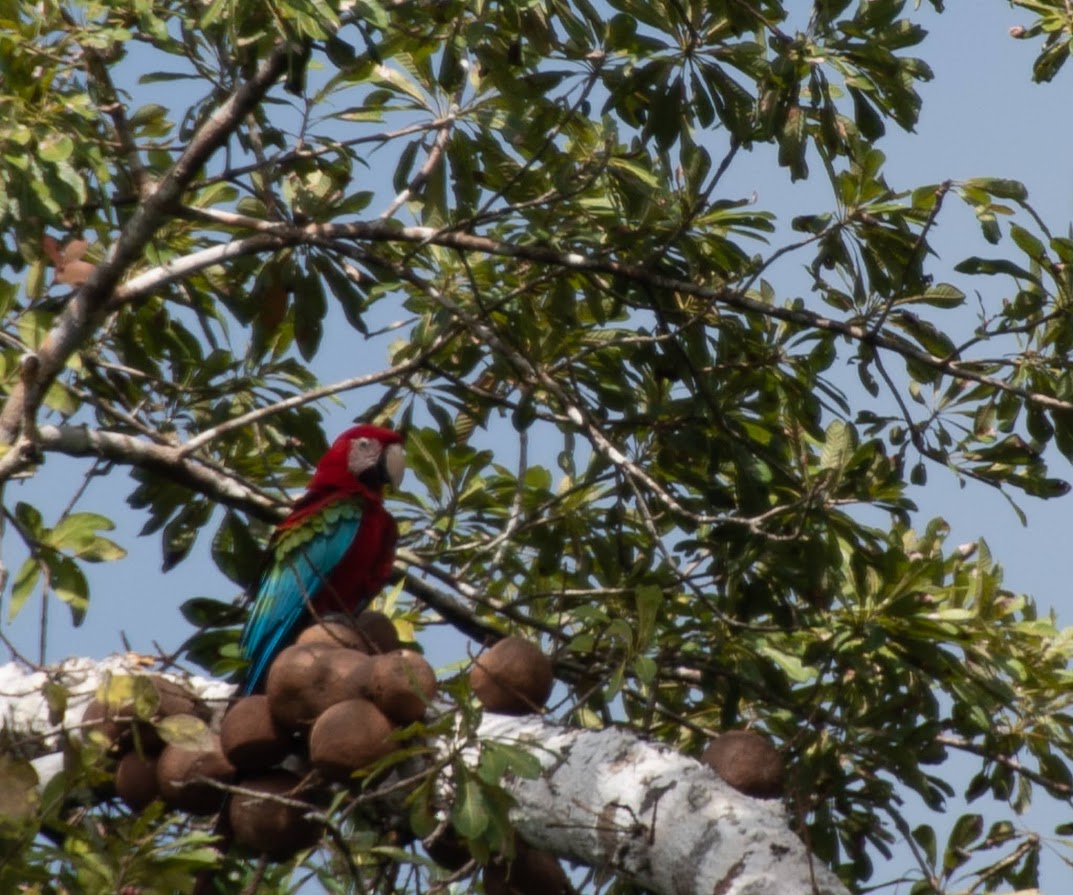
[155,714,212,748]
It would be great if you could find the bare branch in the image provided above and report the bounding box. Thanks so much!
[32,425,283,522]
[380,115,456,220]
[109,232,286,307]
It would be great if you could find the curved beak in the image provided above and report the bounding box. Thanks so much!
[383,443,406,489]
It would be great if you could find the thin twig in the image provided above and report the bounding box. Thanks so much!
[868,180,951,338]
[177,350,444,458]
[380,115,457,220]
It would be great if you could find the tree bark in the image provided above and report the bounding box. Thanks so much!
[474,714,848,895]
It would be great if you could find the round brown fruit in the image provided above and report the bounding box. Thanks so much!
[153,676,213,722]
[308,698,396,781]
[470,638,553,715]
[82,698,131,752]
[425,828,472,871]
[266,645,372,726]
[156,735,235,814]
[700,730,784,799]
[264,642,334,728]
[296,619,366,650]
[228,771,323,860]
[353,610,401,654]
[115,751,160,811]
[367,650,437,724]
[308,648,374,717]
[220,695,294,771]
[483,841,571,895]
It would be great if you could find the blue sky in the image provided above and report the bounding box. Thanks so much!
[4,2,1073,891]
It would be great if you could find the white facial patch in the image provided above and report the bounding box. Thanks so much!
[347,437,380,479]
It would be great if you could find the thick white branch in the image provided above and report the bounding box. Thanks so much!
[0,657,847,895]
[476,714,848,895]
[0,656,232,787]
[0,656,233,752]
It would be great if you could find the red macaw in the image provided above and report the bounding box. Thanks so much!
[239,425,405,693]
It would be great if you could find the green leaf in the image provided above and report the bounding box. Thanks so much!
[912,823,937,867]
[8,559,40,622]
[757,643,817,683]
[892,311,956,357]
[635,585,661,651]
[293,269,327,361]
[373,63,430,109]
[1009,223,1045,262]
[49,554,89,625]
[943,813,982,873]
[452,777,489,839]
[42,680,67,726]
[963,178,1028,201]
[38,135,74,163]
[902,283,965,309]
[48,512,126,562]
[480,742,542,782]
[820,419,853,471]
[14,502,43,537]
[0,754,39,831]
[180,596,244,628]
[607,157,661,189]
[314,254,369,335]
[777,105,807,181]
[954,256,1040,283]
[129,103,170,129]
[210,512,263,587]
[161,501,211,572]
[632,654,657,684]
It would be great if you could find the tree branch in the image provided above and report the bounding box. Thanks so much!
[32,425,283,522]
[110,214,1071,418]
[1,657,850,895]
[475,714,849,895]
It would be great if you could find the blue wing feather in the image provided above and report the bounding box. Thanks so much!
[240,508,362,692]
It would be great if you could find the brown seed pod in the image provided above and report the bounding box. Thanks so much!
[483,841,572,895]
[308,698,397,781]
[115,751,160,812]
[266,642,374,728]
[154,677,214,722]
[700,730,784,799]
[220,695,295,771]
[228,771,323,861]
[81,675,212,755]
[309,648,374,716]
[264,642,334,729]
[425,828,472,871]
[367,650,437,724]
[81,698,132,752]
[470,638,554,715]
[353,610,401,654]
[156,735,235,814]
[295,619,367,650]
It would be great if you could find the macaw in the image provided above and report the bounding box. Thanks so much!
[239,425,406,693]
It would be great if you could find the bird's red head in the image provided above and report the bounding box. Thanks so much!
[307,425,406,494]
